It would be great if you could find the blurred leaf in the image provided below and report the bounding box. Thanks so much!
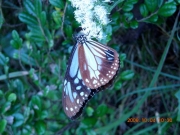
[120,53,126,68]
[175,90,180,121]
[0,119,7,134]
[22,125,33,135]
[31,96,42,110]
[123,2,134,12]
[19,13,37,26]
[145,0,158,12]
[35,121,46,135]
[120,70,134,80]
[86,107,94,117]
[13,113,24,127]
[0,53,8,66]
[114,81,122,90]
[86,129,96,135]
[82,117,97,127]
[0,90,3,97]
[148,14,159,22]
[64,25,73,38]
[13,51,37,66]
[8,93,17,102]
[0,8,4,29]
[124,12,133,21]
[157,0,163,7]
[49,0,64,8]
[158,1,177,17]
[95,104,108,117]
[40,11,47,26]
[130,20,138,29]
[10,30,23,49]
[35,0,42,17]
[39,110,49,119]
[52,11,62,27]
[0,102,11,114]
[140,4,149,17]
[24,0,36,16]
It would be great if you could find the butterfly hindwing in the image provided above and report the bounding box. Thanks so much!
[78,40,119,89]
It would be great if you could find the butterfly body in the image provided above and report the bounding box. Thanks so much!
[63,32,119,119]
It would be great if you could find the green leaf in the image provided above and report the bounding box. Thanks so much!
[130,20,138,29]
[8,93,17,102]
[114,81,122,90]
[31,96,42,110]
[145,0,158,12]
[82,117,97,127]
[0,102,11,114]
[52,11,62,27]
[35,121,46,135]
[39,110,49,119]
[24,0,35,16]
[13,51,37,66]
[49,0,64,8]
[13,113,24,127]
[35,0,42,17]
[86,107,94,117]
[123,2,134,12]
[124,12,133,21]
[64,25,73,38]
[157,0,163,7]
[40,11,46,26]
[148,14,159,23]
[140,4,149,17]
[175,90,180,121]
[0,119,7,133]
[0,53,7,66]
[120,70,134,80]
[10,30,23,49]
[19,13,37,26]
[158,1,177,17]
[0,9,4,29]
[95,104,108,116]
[0,90,3,97]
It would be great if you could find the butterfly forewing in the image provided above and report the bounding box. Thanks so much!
[78,40,119,89]
[63,44,92,119]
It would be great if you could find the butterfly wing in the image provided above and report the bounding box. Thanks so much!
[78,40,119,89]
[62,43,95,119]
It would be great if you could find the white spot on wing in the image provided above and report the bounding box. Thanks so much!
[77,99,79,104]
[73,92,77,99]
[80,92,84,96]
[85,79,89,83]
[74,78,79,84]
[93,79,97,84]
[76,86,82,90]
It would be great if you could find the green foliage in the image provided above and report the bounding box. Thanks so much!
[0,0,179,134]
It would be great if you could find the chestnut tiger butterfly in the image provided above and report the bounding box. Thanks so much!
[62,31,119,119]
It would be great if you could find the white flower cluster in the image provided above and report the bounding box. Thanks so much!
[69,0,111,40]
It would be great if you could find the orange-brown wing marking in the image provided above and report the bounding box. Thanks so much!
[78,40,119,89]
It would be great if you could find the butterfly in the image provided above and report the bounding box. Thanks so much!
[62,31,119,119]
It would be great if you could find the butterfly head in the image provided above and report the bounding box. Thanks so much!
[75,32,87,44]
